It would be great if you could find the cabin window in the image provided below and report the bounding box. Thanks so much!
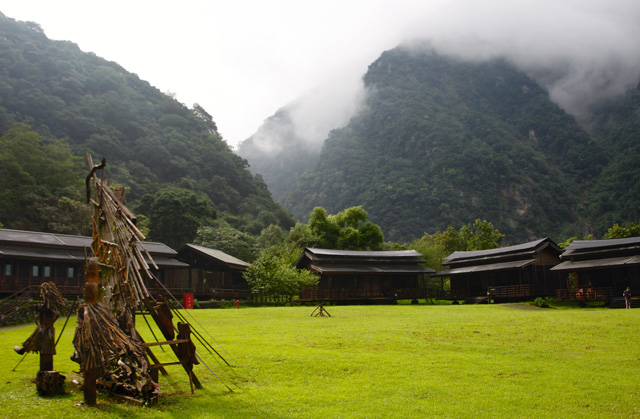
[44,266,51,278]
[205,270,225,288]
[4,264,11,276]
[32,265,40,277]
[67,267,75,279]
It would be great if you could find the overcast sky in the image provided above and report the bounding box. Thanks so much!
[1,1,639,148]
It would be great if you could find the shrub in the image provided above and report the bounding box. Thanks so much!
[533,297,549,308]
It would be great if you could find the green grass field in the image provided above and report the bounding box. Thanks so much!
[1,303,639,418]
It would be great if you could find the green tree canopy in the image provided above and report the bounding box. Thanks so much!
[604,222,640,239]
[193,223,257,262]
[256,224,287,250]
[300,206,384,250]
[415,219,504,268]
[136,186,216,249]
[0,123,88,234]
[243,246,318,305]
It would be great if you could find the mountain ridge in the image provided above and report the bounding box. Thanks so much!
[0,12,293,241]
[240,46,635,243]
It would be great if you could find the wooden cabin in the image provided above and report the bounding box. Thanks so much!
[176,244,250,300]
[550,237,640,303]
[0,228,189,298]
[295,248,435,304]
[435,237,563,303]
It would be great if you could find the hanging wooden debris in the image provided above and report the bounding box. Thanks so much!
[71,278,158,404]
[13,281,67,395]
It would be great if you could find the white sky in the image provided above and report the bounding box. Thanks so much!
[1,1,639,148]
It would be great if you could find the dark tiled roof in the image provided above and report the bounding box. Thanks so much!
[444,237,558,264]
[551,256,640,271]
[295,247,433,274]
[562,237,640,253]
[434,259,537,277]
[178,244,249,268]
[0,228,178,257]
[302,247,426,263]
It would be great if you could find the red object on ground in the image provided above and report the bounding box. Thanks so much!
[183,293,194,309]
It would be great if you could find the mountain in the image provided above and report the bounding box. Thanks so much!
[583,84,640,234]
[237,107,320,203]
[0,13,293,238]
[242,46,618,243]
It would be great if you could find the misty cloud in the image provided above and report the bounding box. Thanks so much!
[402,0,640,124]
[244,71,368,156]
[250,0,640,150]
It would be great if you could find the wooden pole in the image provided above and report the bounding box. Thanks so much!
[83,257,99,406]
[39,307,55,372]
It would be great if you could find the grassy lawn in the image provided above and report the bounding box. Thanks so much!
[1,303,639,418]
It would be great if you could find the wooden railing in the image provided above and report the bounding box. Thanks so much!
[489,284,532,299]
[556,287,613,301]
[453,284,547,301]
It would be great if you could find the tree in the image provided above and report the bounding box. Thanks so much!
[137,186,216,249]
[416,220,504,267]
[194,223,257,262]
[0,123,88,234]
[299,206,384,250]
[459,219,504,251]
[604,222,640,239]
[286,222,316,248]
[243,247,318,305]
[256,224,286,250]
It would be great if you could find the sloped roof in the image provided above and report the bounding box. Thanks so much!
[443,237,559,265]
[0,228,186,268]
[295,247,434,274]
[560,237,640,259]
[300,247,426,262]
[0,228,90,248]
[178,244,249,269]
[433,259,537,277]
[309,264,434,274]
[551,255,640,272]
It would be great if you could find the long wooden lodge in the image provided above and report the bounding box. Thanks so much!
[0,229,250,301]
[435,238,563,303]
[0,228,188,298]
[550,237,640,303]
[295,248,435,304]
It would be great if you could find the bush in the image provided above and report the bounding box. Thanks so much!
[533,297,549,308]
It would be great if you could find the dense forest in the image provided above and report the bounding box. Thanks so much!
[240,46,640,243]
[0,13,292,248]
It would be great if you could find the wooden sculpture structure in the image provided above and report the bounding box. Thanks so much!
[71,156,202,405]
[14,282,67,395]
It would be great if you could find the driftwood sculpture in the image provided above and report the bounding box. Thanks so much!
[14,282,67,395]
[14,155,215,406]
[71,257,158,404]
[71,156,162,405]
[71,155,206,405]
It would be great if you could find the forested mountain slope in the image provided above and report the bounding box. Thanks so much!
[0,13,292,242]
[276,47,608,243]
[584,84,640,234]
